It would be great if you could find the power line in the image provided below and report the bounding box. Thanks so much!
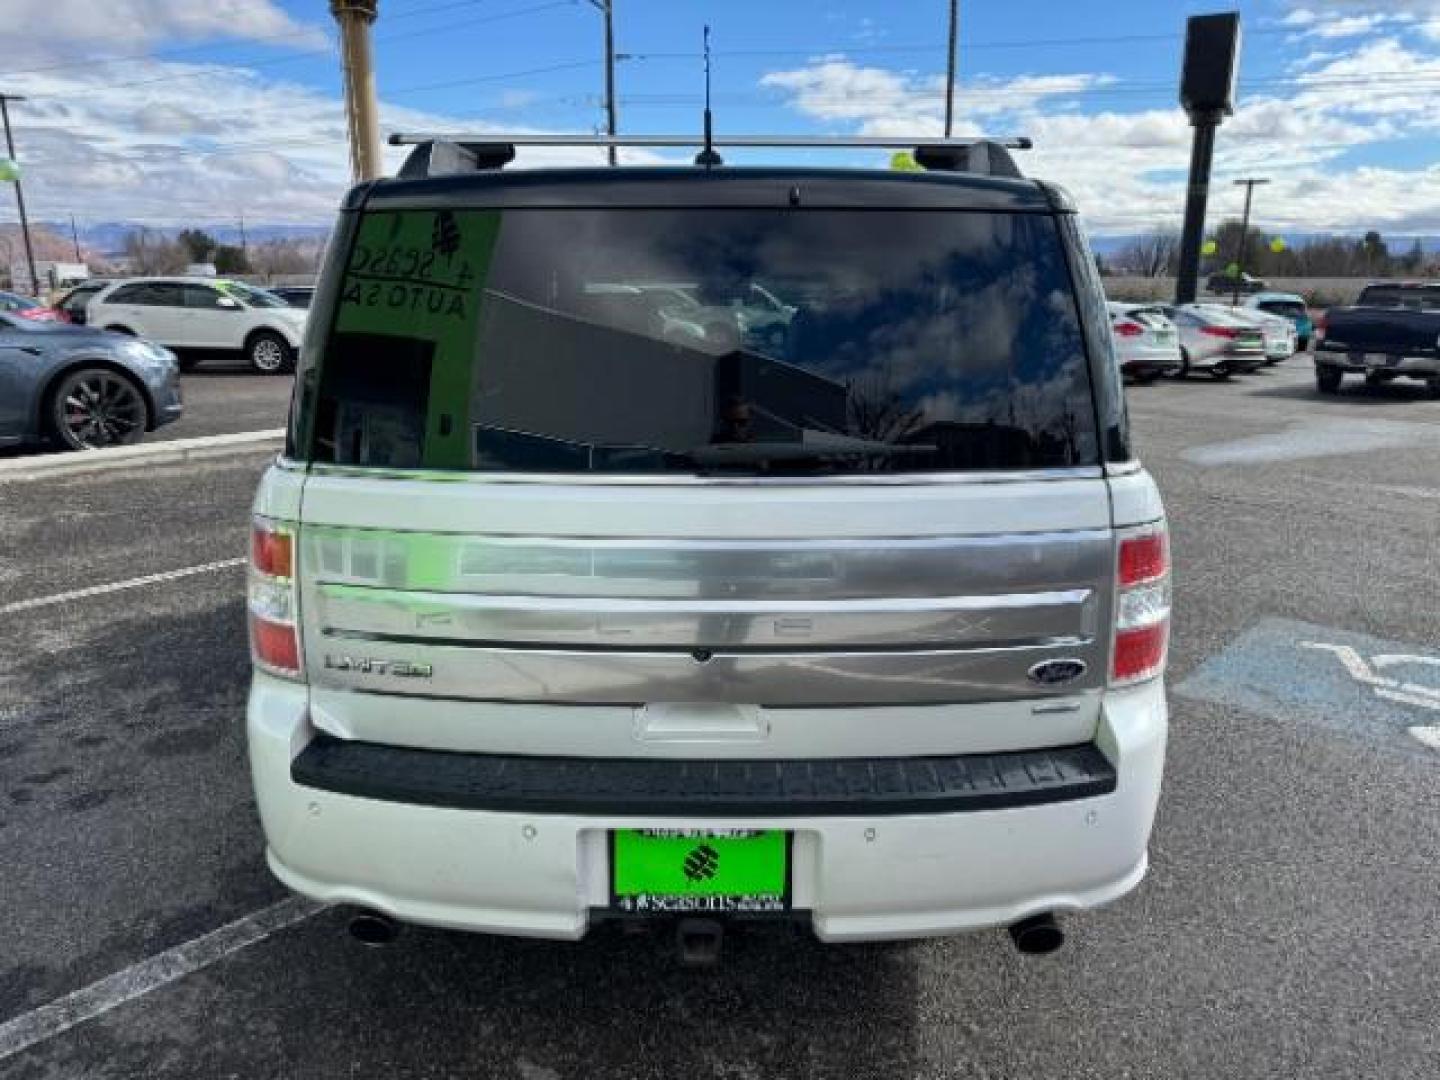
[618,24,1301,63]
[381,57,601,98]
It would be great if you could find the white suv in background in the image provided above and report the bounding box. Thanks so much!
[89,277,307,374]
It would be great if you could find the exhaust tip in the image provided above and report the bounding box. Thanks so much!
[348,910,399,947]
[1008,912,1064,955]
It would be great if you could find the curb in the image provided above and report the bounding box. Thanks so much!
[0,429,285,482]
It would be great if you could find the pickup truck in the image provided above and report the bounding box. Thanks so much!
[1314,282,1440,396]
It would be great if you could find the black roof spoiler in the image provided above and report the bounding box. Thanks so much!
[390,134,1032,181]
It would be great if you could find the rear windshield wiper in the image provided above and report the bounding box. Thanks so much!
[683,434,937,467]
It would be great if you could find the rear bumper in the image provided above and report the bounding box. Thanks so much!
[1120,356,1181,377]
[1314,348,1440,376]
[248,675,1167,942]
[1224,349,1268,371]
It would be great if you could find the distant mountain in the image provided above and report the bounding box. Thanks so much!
[43,221,331,257]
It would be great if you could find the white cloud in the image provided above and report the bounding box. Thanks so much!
[2,0,329,54]
[1278,3,1434,41]
[0,52,666,232]
[760,61,1116,135]
[759,49,1440,235]
[1283,0,1439,11]
[1307,14,1390,38]
[499,89,542,110]
[1290,49,1343,69]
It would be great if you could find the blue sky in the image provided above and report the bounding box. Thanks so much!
[2,0,1438,236]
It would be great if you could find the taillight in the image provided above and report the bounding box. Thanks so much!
[249,516,302,678]
[1200,325,1237,339]
[1113,320,1144,338]
[1112,522,1170,687]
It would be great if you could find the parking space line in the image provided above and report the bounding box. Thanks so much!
[0,897,325,1062]
[0,558,246,616]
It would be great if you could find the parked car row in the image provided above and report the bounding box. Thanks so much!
[13,275,312,347]
[1112,282,1440,400]
[1107,300,1293,381]
[1,275,315,455]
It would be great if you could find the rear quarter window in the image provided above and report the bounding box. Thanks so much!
[302,205,1104,476]
[1358,286,1439,310]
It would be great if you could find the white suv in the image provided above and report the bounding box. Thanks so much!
[248,139,1169,961]
[89,277,307,374]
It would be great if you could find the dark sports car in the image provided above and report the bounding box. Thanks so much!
[0,313,183,452]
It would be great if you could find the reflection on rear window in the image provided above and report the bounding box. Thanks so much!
[308,208,1098,475]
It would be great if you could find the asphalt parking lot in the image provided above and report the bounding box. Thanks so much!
[158,363,295,440]
[1,361,1437,1079]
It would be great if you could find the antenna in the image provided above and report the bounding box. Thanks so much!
[694,25,722,167]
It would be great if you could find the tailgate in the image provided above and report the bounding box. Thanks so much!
[295,472,1116,750]
[1326,308,1440,355]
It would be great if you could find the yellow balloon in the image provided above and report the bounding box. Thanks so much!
[1201,240,1218,256]
[889,151,922,172]
[0,158,20,183]
[1269,237,1287,253]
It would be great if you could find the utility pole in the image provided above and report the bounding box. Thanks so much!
[0,94,40,297]
[238,212,249,260]
[69,214,81,262]
[587,0,617,165]
[331,0,383,182]
[944,0,958,137]
[1231,176,1268,306]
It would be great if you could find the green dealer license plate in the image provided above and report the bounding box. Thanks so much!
[610,829,791,914]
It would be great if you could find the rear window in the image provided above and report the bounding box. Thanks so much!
[1258,300,1306,318]
[1358,285,1440,310]
[304,208,1099,475]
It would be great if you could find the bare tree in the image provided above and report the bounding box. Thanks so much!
[249,238,319,280]
[1115,229,1181,278]
[122,228,186,275]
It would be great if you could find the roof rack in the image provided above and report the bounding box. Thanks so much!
[388,134,1033,181]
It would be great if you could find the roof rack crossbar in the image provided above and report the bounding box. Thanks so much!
[390,134,1033,181]
[389,133,1032,150]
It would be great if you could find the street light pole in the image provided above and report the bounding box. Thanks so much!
[944,0,958,138]
[0,93,40,297]
[1232,176,1269,306]
[587,0,617,165]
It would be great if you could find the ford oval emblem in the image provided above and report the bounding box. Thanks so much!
[1028,659,1088,687]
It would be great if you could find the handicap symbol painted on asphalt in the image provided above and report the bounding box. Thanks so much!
[1175,617,1440,755]
[1299,643,1440,751]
